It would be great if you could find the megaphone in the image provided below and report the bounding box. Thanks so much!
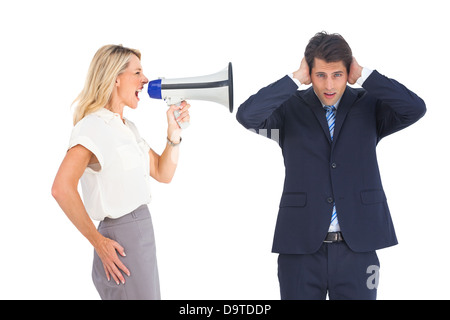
[147,62,233,129]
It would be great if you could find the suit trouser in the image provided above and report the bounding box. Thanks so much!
[92,204,161,300]
[278,241,380,300]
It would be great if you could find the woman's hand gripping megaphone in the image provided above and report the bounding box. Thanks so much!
[166,98,190,130]
[167,101,190,142]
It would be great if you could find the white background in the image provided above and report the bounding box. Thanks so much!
[0,0,448,300]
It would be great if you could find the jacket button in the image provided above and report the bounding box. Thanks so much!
[331,162,337,169]
[327,197,334,204]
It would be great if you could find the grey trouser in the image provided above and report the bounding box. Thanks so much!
[92,205,160,300]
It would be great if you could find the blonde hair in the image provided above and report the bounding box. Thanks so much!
[72,44,141,125]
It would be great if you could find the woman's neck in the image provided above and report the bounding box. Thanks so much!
[105,100,125,122]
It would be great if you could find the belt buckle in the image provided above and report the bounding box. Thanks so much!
[324,232,340,243]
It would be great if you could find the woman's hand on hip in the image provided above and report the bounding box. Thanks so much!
[94,235,130,285]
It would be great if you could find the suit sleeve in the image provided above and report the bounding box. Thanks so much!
[236,76,299,137]
[363,70,427,140]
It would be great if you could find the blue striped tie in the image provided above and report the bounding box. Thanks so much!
[324,105,339,232]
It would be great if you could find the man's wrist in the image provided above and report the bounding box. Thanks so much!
[289,73,303,87]
[357,67,373,86]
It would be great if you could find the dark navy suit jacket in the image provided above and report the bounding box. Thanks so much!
[236,71,426,254]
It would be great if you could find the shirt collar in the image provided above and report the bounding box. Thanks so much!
[94,107,126,124]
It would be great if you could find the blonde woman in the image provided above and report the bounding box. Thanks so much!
[52,45,190,299]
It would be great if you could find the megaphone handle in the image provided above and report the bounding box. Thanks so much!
[174,106,190,130]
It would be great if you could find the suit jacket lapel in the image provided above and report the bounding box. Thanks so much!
[302,87,332,143]
[332,86,358,145]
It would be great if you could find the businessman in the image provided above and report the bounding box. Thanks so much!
[236,32,426,300]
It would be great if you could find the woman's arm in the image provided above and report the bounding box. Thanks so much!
[51,145,130,285]
[150,101,190,183]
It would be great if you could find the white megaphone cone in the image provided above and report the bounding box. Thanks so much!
[147,63,233,129]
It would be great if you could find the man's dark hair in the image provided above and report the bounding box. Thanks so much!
[304,31,353,74]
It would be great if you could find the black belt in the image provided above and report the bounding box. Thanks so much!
[323,232,344,243]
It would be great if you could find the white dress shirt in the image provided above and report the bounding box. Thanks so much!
[69,108,152,221]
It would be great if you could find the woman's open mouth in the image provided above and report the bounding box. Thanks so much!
[135,89,142,101]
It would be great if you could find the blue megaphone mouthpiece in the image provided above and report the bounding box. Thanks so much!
[147,79,162,99]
